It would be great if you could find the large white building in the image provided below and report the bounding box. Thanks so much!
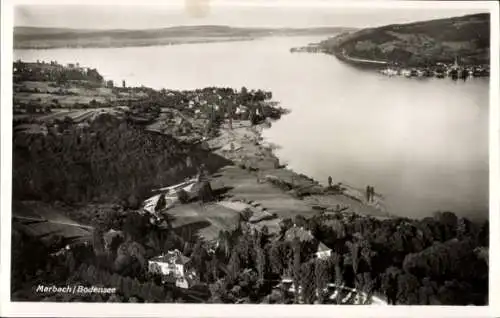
[148,249,196,289]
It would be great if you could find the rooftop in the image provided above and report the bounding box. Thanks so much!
[150,249,191,265]
[317,242,331,253]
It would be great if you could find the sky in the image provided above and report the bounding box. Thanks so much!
[13,2,489,29]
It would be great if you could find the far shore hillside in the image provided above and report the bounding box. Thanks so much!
[13,25,356,49]
[297,13,490,68]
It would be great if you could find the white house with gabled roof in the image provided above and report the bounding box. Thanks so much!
[148,249,196,289]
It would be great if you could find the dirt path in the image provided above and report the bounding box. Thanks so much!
[13,215,94,230]
[12,202,93,245]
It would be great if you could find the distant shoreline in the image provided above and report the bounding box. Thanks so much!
[13,37,257,50]
[312,13,490,69]
[14,25,354,50]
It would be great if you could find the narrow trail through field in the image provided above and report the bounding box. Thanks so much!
[340,49,388,65]
[13,215,94,230]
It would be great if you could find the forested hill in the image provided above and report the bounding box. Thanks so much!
[14,25,354,49]
[319,13,490,66]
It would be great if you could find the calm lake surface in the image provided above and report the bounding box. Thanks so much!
[14,36,489,220]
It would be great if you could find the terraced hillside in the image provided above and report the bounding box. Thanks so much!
[320,13,490,67]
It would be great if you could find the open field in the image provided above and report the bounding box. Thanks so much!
[12,201,93,246]
[211,166,318,219]
[166,202,242,242]
[14,81,116,108]
[207,121,389,219]
[14,108,126,125]
[14,92,110,107]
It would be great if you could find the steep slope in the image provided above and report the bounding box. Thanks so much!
[12,115,231,206]
[320,13,490,67]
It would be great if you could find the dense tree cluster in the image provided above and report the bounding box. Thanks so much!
[12,116,227,206]
[13,60,103,84]
[11,197,488,305]
[11,221,190,302]
[11,229,53,293]
[199,210,488,305]
[75,263,167,302]
[280,211,488,305]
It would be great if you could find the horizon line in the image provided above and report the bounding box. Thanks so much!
[12,12,489,32]
[13,24,353,31]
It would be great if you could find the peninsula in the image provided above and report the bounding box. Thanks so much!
[291,13,490,77]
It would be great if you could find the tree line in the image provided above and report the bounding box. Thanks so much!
[180,210,488,305]
[13,61,103,84]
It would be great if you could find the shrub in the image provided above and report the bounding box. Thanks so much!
[197,181,214,202]
[176,189,189,204]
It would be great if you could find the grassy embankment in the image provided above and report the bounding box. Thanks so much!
[317,13,490,68]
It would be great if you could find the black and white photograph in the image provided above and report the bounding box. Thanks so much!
[0,0,498,316]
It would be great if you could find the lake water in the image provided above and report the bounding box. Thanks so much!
[14,36,489,220]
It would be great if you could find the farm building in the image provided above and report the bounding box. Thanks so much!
[143,178,202,215]
[144,176,214,216]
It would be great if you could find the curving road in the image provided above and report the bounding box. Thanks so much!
[340,49,388,65]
